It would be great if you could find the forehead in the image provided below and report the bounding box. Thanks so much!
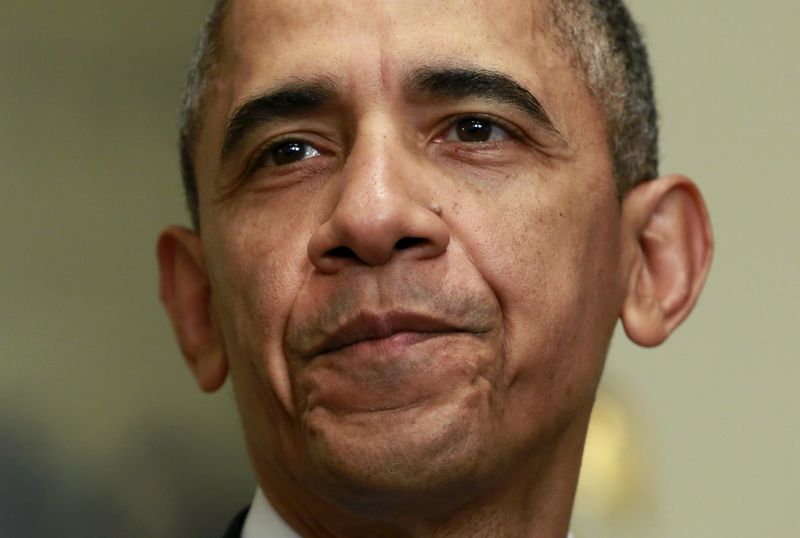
[216,0,566,99]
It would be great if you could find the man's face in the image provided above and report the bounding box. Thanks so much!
[195,0,625,509]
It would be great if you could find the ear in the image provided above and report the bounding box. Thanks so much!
[157,226,228,392]
[619,175,714,347]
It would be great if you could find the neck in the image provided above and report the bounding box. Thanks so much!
[252,412,589,538]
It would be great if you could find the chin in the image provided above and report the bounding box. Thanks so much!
[299,387,498,514]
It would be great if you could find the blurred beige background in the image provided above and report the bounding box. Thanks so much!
[1,1,797,536]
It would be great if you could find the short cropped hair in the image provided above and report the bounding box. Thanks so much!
[178,0,658,229]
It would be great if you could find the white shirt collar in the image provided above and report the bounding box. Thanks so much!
[242,487,301,538]
[243,487,574,538]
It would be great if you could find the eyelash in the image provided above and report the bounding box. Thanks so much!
[440,114,527,147]
[243,135,314,177]
[244,114,525,177]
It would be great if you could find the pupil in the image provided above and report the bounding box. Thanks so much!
[272,141,304,165]
[457,119,492,142]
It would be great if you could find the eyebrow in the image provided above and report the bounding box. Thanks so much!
[221,79,337,162]
[220,67,560,163]
[407,66,560,134]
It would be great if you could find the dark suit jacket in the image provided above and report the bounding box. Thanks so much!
[223,506,250,538]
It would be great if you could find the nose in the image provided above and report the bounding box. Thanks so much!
[307,135,450,274]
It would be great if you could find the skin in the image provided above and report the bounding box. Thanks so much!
[157,1,713,536]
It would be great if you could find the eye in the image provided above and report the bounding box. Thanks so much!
[444,117,512,143]
[252,139,321,170]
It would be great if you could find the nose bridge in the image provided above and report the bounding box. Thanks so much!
[339,117,413,218]
[306,113,450,273]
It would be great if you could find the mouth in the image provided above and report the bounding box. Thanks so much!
[304,311,468,359]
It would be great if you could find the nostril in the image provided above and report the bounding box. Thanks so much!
[394,237,427,250]
[326,246,357,259]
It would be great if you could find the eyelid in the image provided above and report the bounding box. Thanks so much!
[434,113,527,144]
[243,134,327,178]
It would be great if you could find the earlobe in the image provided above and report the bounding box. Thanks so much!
[157,226,228,392]
[619,175,713,347]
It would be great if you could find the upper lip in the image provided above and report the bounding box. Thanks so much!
[303,311,463,359]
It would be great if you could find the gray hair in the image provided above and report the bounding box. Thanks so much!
[179,0,229,229]
[551,0,659,191]
[178,0,658,229]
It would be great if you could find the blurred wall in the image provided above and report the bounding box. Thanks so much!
[1,1,798,536]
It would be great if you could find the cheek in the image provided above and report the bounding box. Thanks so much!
[453,170,621,403]
[204,203,315,414]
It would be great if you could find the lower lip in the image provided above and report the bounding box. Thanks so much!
[299,331,471,415]
[324,330,448,359]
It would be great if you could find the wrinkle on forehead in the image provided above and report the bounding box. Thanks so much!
[220,0,381,104]
[220,0,552,68]
[222,0,560,105]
